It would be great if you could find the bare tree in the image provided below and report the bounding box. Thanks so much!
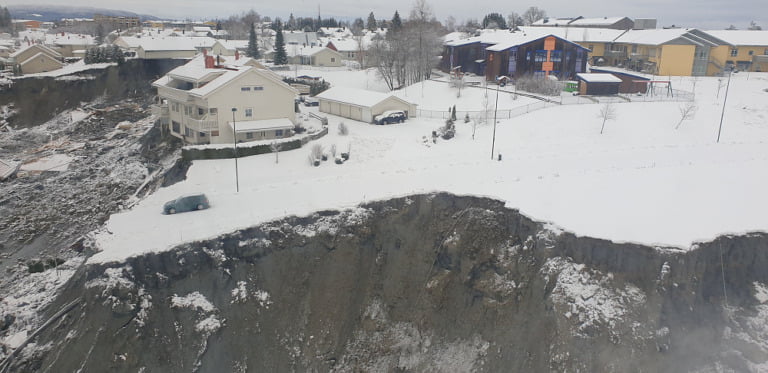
[338,122,349,135]
[270,141,283,163]
[444,16,456,32]
[507,12,524,29]
[599,102,616,134]
[522,6,547,25]
[675,103,697,129]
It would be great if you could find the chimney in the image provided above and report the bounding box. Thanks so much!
[203,49,207,56]
[205,55,214,68]
[235,50,239,60]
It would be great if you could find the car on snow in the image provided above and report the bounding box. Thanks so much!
[374,110,406,125]
[163,194,210,214]
[303,97,319,106]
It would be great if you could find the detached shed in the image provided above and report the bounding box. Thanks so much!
[576,73,622,95]
[590,68,650,94]
[316,87,417,123]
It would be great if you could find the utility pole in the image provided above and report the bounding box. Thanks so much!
[231,108,239,192]
[491,76,508,160]
[716,69,732,143]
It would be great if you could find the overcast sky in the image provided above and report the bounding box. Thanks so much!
[8,0,767,30]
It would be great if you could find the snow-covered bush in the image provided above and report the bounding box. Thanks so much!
[338,122,349,136]
[438,119,456,140]
[515,76,561,96]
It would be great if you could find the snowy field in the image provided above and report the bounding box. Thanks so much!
[91,72,768,263]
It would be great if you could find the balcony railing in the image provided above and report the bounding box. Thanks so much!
[186,117,219,132]
[150,104,169,117]
[604,50,627,57]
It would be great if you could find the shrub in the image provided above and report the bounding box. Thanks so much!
[338,122,349,136]
[515,76,562,96]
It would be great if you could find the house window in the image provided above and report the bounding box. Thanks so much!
[765,49,768,55]
[245,108,253,117]
[184,127,192,137]
[550,50,562,62]
[275,129,284,137]
[748,50,754,56]
[253,86,264,91]
[331,57,336,62]
[730,48,738,57]
[199,132,206,137]
[241,86,251,92]
[184,105,192,116]
[588,44,594,51]
[209,108,218,115]
[211,130,220,136]
[534,50,547,62]
[171,121,180,133]
[246,132,254,139]
[171,102,179,112]
[198,107,205,116]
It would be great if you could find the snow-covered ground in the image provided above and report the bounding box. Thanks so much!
[91,72,768,263]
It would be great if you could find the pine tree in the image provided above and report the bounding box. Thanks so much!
[247,23,259,58]
[95,23,105,45]
[273,21,288,65]
[391,11,402,32]
[366,12,377,31]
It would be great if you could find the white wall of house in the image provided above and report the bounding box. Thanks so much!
[138,48,197,59]
[205,70,297,144]
[19,53,63,74]
[312,49,343,67]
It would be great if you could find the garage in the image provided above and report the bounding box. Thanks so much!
[316,87,417,123]
[576,73,622,96]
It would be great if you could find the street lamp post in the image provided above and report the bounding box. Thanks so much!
[231,107,239,192]
[716,69,732,143]
[491,76,508,160]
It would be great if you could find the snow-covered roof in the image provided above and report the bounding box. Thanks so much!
[166,54,226,82]
[705,30,768,46]
[318,27,353,38]
[316,86,412,107]
[137,36,217,51]
[283,31,319,46]
[518,26,627,43]
[614,28,719,46]
[532,17,578,26]
[287,45,338,58]
[193,26,212,32]
[9,44,62,59]
[47,33,95,46]
[569,17,630,27]
[576,73,622,83]
[229,118,294,132]
[485,32,591,52]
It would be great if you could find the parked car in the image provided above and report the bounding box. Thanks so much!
[374,110,406,125]
[304,97,319,106]
[163,194,210,214]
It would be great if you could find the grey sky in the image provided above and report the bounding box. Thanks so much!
[8,0,766,30]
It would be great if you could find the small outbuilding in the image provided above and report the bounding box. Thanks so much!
[576,73,622,95]
[589,68,650,94]
[316,87,417,123]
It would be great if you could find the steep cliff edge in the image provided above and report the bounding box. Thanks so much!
[6,193,768,372]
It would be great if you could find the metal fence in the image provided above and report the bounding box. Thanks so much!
[417,101,553,121]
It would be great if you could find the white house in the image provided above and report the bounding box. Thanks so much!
[152,53,298,145]
[316,87,417,123]
[287,45,343,67]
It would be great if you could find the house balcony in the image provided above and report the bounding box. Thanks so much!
[604,50,627,57]
[186,117,219,132]
[754,55,768,63]
[151,104,169,118]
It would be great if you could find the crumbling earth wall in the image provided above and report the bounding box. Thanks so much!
[8,193,768,372]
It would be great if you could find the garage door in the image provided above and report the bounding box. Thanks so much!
[331,102,341,116]
[350,106,362,121]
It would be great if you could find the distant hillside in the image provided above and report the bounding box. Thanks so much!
[8,4,159,22]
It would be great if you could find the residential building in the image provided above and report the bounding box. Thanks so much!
[9,44,63,74]
[152,53,298,145]
[707,30,768,72]
[287,46,343,67]
[442,30,589,81]
[93,14,140,30]
[131,37,216,59]
[606,28,729,76]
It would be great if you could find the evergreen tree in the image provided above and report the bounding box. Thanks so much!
[247,23,259,58]
[95,23,105,45]
[273,21,288,65]
[366,12,377,31]
[482,13,507,29]
[391,11,402,32]
[288,13,296,30]
[112,45,125,65]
